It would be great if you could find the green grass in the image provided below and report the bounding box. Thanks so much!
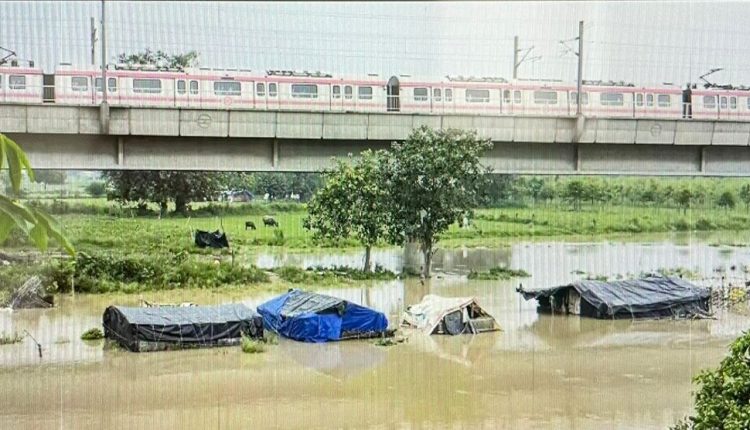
[0,332,24,345]
[467,266,531,280]
[272,265,397,285]
[241,336,266,354]
[80,328,104,341]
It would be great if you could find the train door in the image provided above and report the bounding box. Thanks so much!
[432,87,443,114]
[255,82,267,109]
[175,78,188,107]
[444,87,454,114]
[42,74,55,103]
[387,76,400,112]
[342,84,355,111]
[266,82,278,110]
[187,79,199,108]
[502,89,512,114]
[331,84,343,111]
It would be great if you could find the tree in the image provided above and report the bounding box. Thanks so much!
[674,187,694,214]
[252,173,290,201]
[672,331,750,429]
[102,171,226,215]
[0,134,74,255]
[562,180,586,211]
[304,151,388,271]
[85,181,106,198]
[717,190,737,210]
[35,170,67,185]
[381,126,492,277]
[117,49,199,70]
[739,183,750,211]
[288,173,322,202]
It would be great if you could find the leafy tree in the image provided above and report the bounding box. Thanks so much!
[102,171,226,215]
[288,173,322,202]
[739,183,750,211]
[717,190,737,210]
[672,331,750,429]
[117,49,199,70]
[562,180,586,211]
[252,173,290,201]
[0,134,74,255]
[85,181,106,198]
[526,177,545,204]
[304,151,388,271]
[381,126,491,277]
[675,187,694,214]
[479,174,516,207]
[35,170,67,186]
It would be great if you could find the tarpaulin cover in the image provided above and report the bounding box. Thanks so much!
[257,289,388,343]
[103,303,263,352]
[519,276,711,319]
[401,295,500,335]
[194,230,229,248]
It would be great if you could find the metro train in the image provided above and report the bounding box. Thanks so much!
[1,60,749,120]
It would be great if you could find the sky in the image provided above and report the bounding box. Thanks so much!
[2,1,750,86]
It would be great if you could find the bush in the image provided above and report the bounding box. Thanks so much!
[86,182,107,197]
[695,218,717,231]
[0,332,23,345]
[269,229,286,246]
[80,328,104,340]
[241,336,266,354]
[468,266,530,280]
[672,330,750,429]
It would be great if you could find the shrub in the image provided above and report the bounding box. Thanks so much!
[0,332,24,345]
[80,328,104,340]
[468,266,530,280]
[86,182,107,197]
[269,229,286,246]
[672,330,750,429]
[241,336,266,354]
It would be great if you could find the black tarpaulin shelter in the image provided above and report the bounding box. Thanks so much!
[103,303,263,352]
[194,230,229,248]
[519,276,710,319]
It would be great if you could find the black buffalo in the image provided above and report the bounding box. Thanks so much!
[262,216,278,227]
[245,221,256,230]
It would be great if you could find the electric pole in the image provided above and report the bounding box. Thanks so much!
[577,20,583,116]
[90,17,97,65]
[513,36,541,80]
[100,0,109,133]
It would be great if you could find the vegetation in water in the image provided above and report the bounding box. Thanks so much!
[0,332,24,345]
[273,264,396,285]
[671,330,750,429]
[241,336,266,354]
[467,266,530,280]
[80,328,104,341]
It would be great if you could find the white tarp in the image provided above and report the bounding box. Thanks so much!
[401,295,500,335]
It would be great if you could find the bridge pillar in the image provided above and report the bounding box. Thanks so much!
[99,102,110,134]
[272,138,279,168]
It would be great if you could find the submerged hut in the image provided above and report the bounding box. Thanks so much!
[257,289,389,343]
[401,295,500,335]
[103,303,263,352]
[518,276,711,319]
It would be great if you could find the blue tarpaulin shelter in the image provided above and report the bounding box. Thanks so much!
[257,289,388,342]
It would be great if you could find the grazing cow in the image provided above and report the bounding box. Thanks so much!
[245,221,256,230]
[262,216,279,227]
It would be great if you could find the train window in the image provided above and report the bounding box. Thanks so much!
[514,91,521,104]
[646,94,654,107]
[721,97,727,109]
[731,97,737,109]
[344,86,353,100]
[635,93,643,107]
[703,96,716,108]
[177,80,186,95]
[109,77,117,92]
[445,89,452,102]
[9,75,25,90]
[413,88,429,101]
[71,77,88,92]
[433,88,441,102]
[133,78,162,94]
[747,98,750,109]
[214,81,241,96]
[466,89,490,103]
[256,83,265,97]
[503,90,511,103]
[571,92,589,105]
[269,83,277,97]
[95,78,103,92]
[291,84,318,98]
[533,90,558,105]
[657,94,671,107]
[600,92,624,106]
[358,86,373,100]
[190,80,199,95]
[332,85,341,99]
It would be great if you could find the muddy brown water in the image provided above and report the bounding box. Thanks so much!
[2,238,750,429]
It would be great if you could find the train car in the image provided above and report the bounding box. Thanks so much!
[508,79,573,116]
[631,83,683,119]
[0,61,43,104]
[691,86,750,120]
[326,73,386,113]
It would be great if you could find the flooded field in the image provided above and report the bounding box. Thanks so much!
[2,237,749,429]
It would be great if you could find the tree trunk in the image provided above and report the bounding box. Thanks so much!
[421,241,432,278]
[175,196,187,215]
[159,201,168,217]
[363,245,372,273]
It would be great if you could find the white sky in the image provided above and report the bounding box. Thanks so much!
[2,1,750,85]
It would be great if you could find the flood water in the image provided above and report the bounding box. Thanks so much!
[2,237,750,429]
